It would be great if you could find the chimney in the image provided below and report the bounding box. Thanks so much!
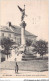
[7,22,11,27]
[6,22,14,32]
[9,22,11,27]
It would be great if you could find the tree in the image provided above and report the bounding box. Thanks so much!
[1,37,15,59]
[33,40,48,58]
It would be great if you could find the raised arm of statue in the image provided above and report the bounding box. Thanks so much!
[18,5,27,21]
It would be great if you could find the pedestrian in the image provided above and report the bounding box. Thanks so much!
[15,58,19,73]
[15,58,17,73]
[17,64,19,73]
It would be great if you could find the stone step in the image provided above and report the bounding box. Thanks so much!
[22,55,36,58]
[22,58,35,60]
[24,54,36,55]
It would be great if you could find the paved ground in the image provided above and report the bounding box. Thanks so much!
[0,59,48,78]
[0,70,48,78]
[0,60,48,71]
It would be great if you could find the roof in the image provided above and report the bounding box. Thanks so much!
[0,25,37,37]
[0,26,14,33]
[11,25,37,37]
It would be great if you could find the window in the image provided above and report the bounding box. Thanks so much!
[15,37,17,43]
[2,33,4,37]
[9,34,11,37]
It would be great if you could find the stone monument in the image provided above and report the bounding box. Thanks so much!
[18,5,27,47]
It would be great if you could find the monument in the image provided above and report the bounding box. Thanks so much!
[18,5,27,47]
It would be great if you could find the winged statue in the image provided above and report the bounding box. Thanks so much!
[18,5,27,21]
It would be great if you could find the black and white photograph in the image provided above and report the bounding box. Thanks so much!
[0,0,48,78]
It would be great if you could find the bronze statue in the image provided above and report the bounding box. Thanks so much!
[18,5,27,21]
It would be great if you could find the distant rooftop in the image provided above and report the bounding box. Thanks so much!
[0,22,37,37]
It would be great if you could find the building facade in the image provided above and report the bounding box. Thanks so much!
[0,22,37,62]
[0,22,37,45]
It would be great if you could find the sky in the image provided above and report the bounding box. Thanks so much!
[0,0,48,41]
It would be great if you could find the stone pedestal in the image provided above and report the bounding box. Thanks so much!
[0,53,1,63]
[20,21,26,46]
[21,27,25,45]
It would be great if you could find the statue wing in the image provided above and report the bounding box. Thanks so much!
[18,6,23,12]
